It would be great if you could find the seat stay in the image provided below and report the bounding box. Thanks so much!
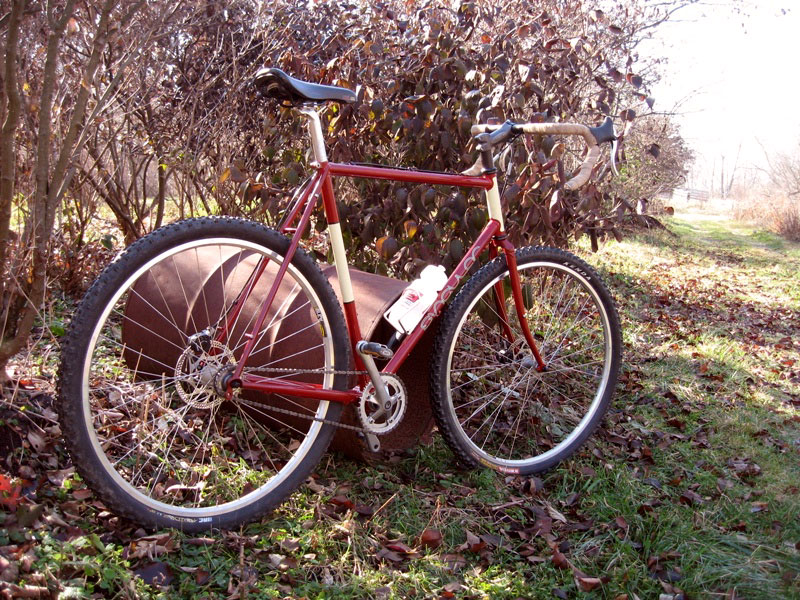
[229,174,324,387]
[278,170,325,234]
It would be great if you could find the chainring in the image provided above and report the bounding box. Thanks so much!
[358,373,407,435]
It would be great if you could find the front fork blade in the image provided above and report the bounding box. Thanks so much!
[497,242,546,371]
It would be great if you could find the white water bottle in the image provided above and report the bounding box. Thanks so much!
[384,265,448,334]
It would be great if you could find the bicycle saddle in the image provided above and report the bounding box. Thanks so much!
[254,67,356,104]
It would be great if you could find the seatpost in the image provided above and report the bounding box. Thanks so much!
[297,105,328,163]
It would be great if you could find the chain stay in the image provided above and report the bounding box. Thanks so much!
[238,365,369,433]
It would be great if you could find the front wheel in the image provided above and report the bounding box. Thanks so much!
[430,246,621,475]
[58,217,350,532]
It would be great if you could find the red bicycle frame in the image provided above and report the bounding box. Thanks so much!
[227,159,544,405]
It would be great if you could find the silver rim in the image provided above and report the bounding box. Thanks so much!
[445,260,613,471]
[80,238,334,519]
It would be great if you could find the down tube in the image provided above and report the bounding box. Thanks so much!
[383,219,502,374]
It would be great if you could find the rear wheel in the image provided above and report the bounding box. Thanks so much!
[58,217,349,531]
[430,246,621,475]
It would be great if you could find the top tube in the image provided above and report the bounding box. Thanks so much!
[328,162,494,189]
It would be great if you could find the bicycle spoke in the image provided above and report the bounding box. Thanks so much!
[472,367,527,450]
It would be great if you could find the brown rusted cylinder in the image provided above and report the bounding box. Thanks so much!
[121,251,435,461]
[122,248,304,380]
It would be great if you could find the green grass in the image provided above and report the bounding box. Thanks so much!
[2,212,799,599]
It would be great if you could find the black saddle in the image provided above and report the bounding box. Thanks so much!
[254,67,356,104]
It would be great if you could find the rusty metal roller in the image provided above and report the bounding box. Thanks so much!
[121,248,435,461]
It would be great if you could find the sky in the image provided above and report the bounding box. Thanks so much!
[639,1,799,191]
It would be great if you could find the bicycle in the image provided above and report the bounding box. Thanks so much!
[58,67,622,532]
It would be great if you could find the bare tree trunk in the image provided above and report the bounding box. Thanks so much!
[7,0,81,356]
[725,144,741,198]
[0,0,121,370]
[0,1,23,260]
[154,158,167,230]
[0,0,26,373]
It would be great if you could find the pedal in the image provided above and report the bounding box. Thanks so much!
[355,341,394,360]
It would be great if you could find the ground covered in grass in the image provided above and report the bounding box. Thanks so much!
[1,214,798,599]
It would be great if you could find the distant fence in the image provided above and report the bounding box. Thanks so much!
[667,188,710,204]
[656,188,735,215]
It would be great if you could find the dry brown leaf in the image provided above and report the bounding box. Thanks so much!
[551,549,570,570]
[576,576,603,591]
[419,528,443,549]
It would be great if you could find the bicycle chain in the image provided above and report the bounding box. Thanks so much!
[237,366,371,433]
[248,366,367,376]
[237,397,369,432]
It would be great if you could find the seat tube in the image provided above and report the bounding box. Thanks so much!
[299,106,363,353]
